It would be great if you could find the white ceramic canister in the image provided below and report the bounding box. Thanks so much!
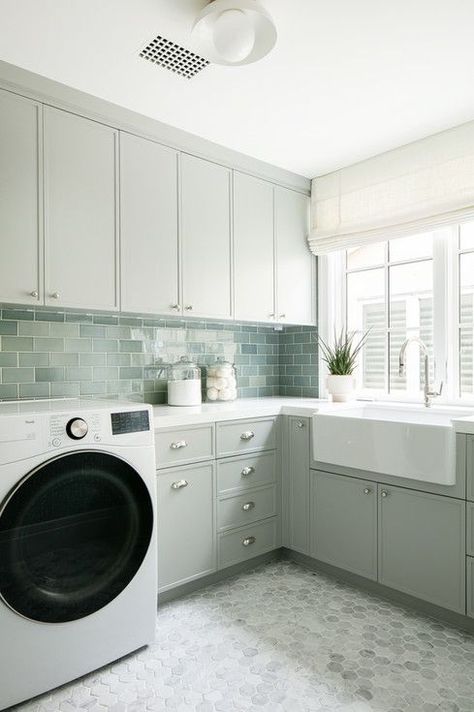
[206,360,237,401]
[168,357,202,406]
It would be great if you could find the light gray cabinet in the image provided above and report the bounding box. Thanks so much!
[287,417,310,555]
[157,461,216,592]
[43,107,118,310]
[468,558,474,619]
[180,154,232,319]
[120,133,178,315]
[275,187,315,325]
[0,90,41,305]
[233,174,314,326]
[233,172,275,322]
[378,485,465,613]
[467,435,474,502]
[311,470,378,580]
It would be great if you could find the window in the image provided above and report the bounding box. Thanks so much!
[321,221,474,403]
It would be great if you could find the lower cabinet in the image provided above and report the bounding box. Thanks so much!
[378,485,465,613]
[468,558,474,618]
[310,470,377,580]
[309,469,466,613]
[157,462,216,592]
[287,417,310,555]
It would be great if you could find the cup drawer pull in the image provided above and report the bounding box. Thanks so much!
[242,501,255,512]
[171,479,188,490]
[170,440,188,450]
[240,431,255,441]
[242,536,256,547]
[241,466,255,477]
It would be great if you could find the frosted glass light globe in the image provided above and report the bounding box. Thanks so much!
[212,9,256,63]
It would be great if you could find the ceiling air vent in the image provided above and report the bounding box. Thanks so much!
[139,35,210,79]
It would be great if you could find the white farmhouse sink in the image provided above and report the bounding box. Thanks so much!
[312,404,473,485]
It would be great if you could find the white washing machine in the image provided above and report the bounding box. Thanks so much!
[0,399,157,710]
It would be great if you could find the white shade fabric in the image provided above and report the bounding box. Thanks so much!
[308,120,474,255]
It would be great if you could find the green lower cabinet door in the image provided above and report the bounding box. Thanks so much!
[378,485,465,613]
[468,558,474,618]
[310,470,377,580]
[157,462,216,593]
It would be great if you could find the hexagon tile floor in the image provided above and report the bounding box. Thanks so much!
[13,561,474,712]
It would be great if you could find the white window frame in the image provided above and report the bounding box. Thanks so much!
[318,225,474,406]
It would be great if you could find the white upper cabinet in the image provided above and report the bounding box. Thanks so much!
[0,91,41,306]
[180,154,232,319]
[120,133,179,315]
[275,187,315,325]
[233,172,275,323]
[43,107,118,310]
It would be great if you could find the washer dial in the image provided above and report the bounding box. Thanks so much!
[66,418,88,440]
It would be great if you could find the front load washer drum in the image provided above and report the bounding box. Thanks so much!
[0,450,154,624]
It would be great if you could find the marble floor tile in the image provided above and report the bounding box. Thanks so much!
[13,561,474,711]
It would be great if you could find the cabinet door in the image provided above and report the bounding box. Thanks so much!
[310,470,377,580]
[120,133,179,315]
[157,462,216,591]
[0,91,41,305]
[378,485,465,613]
[287,417,310,554]
[180,154,231,318]
[44,107,118,310]
[275,187,315,325]
[234,172,275,322]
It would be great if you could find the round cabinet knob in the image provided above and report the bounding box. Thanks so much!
[170,304,181,311]
[240,431,255,441]
[30,290,38,298]
[184,305,193,311]
[363,487,372,495]
[66,417,88,440]
[51,291,60,299]
[279,314,286,320]
[381,489,389,498]
[297,420,305,429]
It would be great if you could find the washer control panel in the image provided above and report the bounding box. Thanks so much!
[49,412,102,448]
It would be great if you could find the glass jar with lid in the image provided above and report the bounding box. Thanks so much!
[167,357,202,406]
[206,359,237,402]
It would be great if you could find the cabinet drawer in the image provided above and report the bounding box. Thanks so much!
[155,424,214,469]
[218,517,278,569]
[218,485,277,531]
[216,417,277,457]
[217,451,276,494]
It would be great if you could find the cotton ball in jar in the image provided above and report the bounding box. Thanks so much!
[206,376,217,388]
[207,387,218,401]
[214,377,227,390]
[215,366,232,378]
[219,388,232,401]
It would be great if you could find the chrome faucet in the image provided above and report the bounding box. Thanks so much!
[398,337,443,408]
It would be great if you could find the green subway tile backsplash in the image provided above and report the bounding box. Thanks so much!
[0,307,318,403]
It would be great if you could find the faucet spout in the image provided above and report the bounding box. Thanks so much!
[397,337,442,407]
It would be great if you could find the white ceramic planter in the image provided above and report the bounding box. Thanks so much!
[326,374,356,402]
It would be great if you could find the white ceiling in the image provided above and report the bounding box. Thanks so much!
[0,0,473,178]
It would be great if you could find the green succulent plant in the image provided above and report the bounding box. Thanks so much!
[318,329,369,376]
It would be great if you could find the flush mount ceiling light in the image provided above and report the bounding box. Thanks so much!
[192,0,277,66]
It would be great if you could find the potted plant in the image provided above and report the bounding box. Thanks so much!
[318,329,369,402]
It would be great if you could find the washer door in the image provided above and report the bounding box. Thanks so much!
[0,451,154,623]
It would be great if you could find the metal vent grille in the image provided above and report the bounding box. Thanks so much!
[139,35,210,79]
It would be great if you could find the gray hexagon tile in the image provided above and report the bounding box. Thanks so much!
[12,561,474,711]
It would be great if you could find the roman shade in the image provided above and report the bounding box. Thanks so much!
[308,120,474,255]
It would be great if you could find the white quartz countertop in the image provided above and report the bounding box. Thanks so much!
[152,397,334,428]
[152,396,474,433]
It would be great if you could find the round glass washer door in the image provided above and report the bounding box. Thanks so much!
[0,451,154,623]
